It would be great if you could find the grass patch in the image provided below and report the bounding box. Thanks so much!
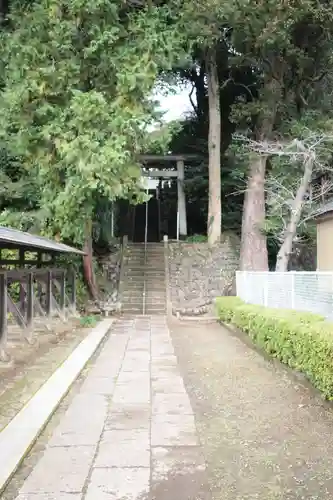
[79,315,100,328]
[215,297,333,399]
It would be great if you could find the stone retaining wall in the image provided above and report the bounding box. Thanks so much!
[86,245,122,314]
[168,234,239,315]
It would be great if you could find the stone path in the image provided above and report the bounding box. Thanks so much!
[13,317,207,500]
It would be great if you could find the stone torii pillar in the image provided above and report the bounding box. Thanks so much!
[177,159,187,238]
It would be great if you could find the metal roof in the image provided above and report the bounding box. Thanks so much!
[314,200,333,219]
[0,226,85,254]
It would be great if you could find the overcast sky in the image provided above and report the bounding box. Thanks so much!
[156,85,193,122]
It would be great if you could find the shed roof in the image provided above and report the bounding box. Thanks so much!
[314,200,333,220]
[0,226,85,254]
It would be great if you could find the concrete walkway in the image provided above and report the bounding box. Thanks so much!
[13,317,207,500]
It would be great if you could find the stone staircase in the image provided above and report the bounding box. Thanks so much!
[121,243,167,315]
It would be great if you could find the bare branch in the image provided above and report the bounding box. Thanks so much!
[235,132,333,270]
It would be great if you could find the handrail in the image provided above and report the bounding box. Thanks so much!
[176,210,180,241]
[143,189,148,315]
[163,235,172,318]
[117,235,127,312]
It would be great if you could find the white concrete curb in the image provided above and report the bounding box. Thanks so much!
[0,318,113,494]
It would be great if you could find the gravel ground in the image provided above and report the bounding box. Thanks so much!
[169,320,333,500]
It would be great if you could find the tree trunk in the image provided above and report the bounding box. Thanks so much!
[206,47,221,245]
[83,218,99,300]
[240,70,281,271]
[275,154,314,272]
[240,154,269,270]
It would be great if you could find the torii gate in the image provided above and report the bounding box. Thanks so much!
[139,154,198,239]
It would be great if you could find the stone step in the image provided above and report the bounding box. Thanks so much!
[123,288,166,294]
[122,297,166,303]
[126,255,164,260]
[127,247,164,252]
[123,278,165,284]
[145,307,166,311]
[126,256,164,259]
[121,242,167,317]
[125,253,164,258]
[122,304,166,310]
[122,292,143,296]
[125,276,165,280]
[127,246,164,250]
[125,270,164,274]
[124,281,165,284]
[124,279,165,284]
[123,291,166,297]
[125,266,164,270]
[126,262,165,273]
[122,296,166,303]
[145,293,166,302]
[122,307,166,312]
[122,309,143,314]
[122,294,166,301]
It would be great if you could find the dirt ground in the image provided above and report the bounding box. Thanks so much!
[169,319,333,500]
[0,318,92,432]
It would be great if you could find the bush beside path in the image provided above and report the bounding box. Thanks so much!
[216,297,333,400]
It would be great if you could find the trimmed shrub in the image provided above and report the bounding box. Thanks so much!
[215,297,333,400]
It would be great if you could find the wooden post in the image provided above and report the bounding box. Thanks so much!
[19,248,25,314]
[0,272,8,354]
[37,251,42,267]
[176,159,187,238]
[19,248,25,266]
[59,270,66,312]
[37,251,43,304]
[46,270,52,316]
[26,272,34,329]
[68,266,76,313]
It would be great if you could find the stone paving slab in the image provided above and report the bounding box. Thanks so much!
[152,374,186,394]
[80,375,117,395]
[16,494,82,500]
[12,317,205,500]
[85,467,150,500]
[94,429,150,467]
[20,446,96,495]
[151,413,198,446]
[152,392,193,415]
[112,381,151,404]
[152,446,206,481]
[104,403,150,431]
[48,393,107,447]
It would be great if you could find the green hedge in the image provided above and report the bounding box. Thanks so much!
[215,297,333,400]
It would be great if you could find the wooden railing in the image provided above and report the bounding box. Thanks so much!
[0,267,76,360]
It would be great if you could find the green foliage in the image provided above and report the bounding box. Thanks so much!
[185,234,207,242]
[0,0,187,244]
[1,0,333,273]
[80,315,100,327]
[215,297,333,399]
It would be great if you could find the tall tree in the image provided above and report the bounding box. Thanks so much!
[206,46,222,244]
[228,0,333,270]
[0,0,185,295]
